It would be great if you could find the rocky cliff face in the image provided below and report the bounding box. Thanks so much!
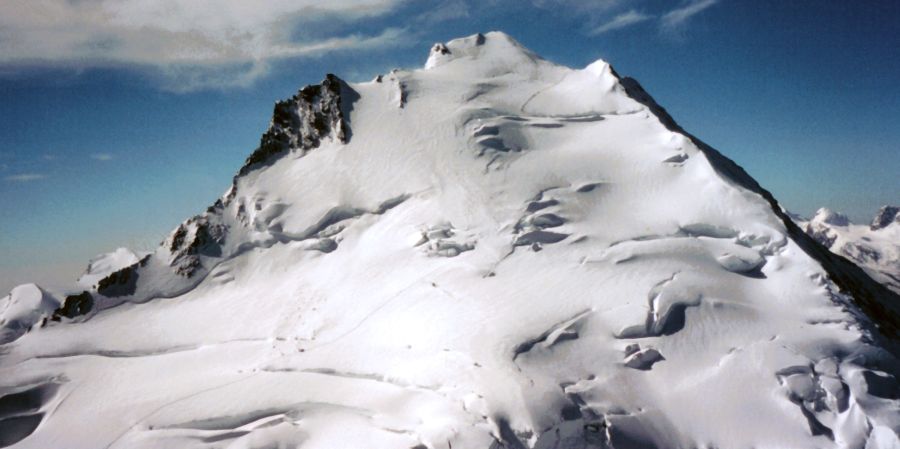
[239,73,352,176]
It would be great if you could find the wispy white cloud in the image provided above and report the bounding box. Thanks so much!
[417,0,470,23]
[91,153,114,161]
[661,0,719,30]
[531,0,624,15]
[154,27,411,92]
[5,173,46,182]
[0,0,413,90]
[529,0,717,38]
[589,10,652,35]
[42,154,57,161]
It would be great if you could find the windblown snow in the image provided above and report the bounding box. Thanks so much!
[1,32,898,449]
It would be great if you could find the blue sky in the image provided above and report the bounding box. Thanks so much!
[1,0,898,293]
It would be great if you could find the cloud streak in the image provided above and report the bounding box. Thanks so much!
[0,0,411,90]
[417,0,470,23]
[661,0,719,30]
[5,173,46,182]
[91,153,114,161]
[531,0,623,15]
[590,10,652,35]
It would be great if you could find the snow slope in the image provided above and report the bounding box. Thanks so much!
[1,32,899,449]
[798,207,900,294]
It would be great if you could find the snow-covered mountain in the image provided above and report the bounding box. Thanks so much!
[798,207,900,294]
[1,32,899,449]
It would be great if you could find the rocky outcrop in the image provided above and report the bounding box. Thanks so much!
[166,214,227,278]
[88,74,354,295]
[238,74,354,176]
[96,255,150,297]
[871,206,899,231]
[52,291,93,320]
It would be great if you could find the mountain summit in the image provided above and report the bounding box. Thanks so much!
[1,32,898,449]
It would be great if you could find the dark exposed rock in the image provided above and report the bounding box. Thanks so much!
[174,257,202,277]
[206,198,224,214]
[432,43,451,55]
[871,206,899,231]
[52,291,93,320]
[96,255,149,297]
[238,74,354,177]
[187,221,226,256]
[167,214,227,278]
[169,225,188,252]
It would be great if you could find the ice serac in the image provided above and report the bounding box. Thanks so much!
[1,32,899,449]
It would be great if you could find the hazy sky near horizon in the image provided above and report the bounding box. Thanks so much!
[1,0,898,294]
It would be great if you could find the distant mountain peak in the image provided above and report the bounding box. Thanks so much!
[425,31,546,73]
[798,206,900,294]
[871,205,900,230]
[812,207,851,226]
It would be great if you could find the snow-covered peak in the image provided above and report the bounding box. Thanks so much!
[798,207,900,294]
[424,31,549,75]
[811,207,850,226]
[872,205,900,231]
[2,32,899,449]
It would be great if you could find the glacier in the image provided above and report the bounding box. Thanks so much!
[1,32,898,449]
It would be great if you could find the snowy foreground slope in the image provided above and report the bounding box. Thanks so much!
[798,207,900,295]
[2,32,900,449]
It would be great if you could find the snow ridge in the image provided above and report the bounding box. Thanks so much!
[616,69,900,343]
